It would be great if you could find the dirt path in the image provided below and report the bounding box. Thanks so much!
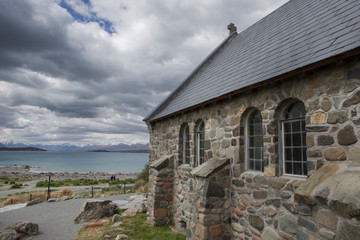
[0,194,133,240]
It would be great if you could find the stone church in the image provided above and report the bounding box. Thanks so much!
[144,0,360,239]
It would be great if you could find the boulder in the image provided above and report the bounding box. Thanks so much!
[47,198,59,202]
[115,234,129,239]
[0,229,20,240]
[295,163,360,218]
[75,200,118,223]
[121,202,147,217]
[112,214,121,223]
[13,221,39,235]
[26,197,43,207]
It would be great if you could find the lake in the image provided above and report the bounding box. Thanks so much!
[0,151,149,173]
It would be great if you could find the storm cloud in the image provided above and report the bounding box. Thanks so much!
[0,0,287,145]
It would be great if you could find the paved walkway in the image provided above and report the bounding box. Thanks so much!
[0,194,133,240]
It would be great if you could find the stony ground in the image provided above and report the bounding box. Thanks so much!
[0,165,138,181]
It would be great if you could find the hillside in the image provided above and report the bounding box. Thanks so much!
[0,147,46,151]
[0,141,149,152]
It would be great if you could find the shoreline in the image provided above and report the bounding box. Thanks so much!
[0,165,139,181]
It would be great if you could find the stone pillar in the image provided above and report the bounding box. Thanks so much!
[148,155,175,226]
[190,158,232,240]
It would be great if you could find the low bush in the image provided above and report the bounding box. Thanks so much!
[60,187,73,196]
[10,183,23,189]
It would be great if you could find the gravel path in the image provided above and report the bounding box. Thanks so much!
[0,194,133,240]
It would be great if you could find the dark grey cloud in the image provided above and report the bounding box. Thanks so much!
[0,0,288,145]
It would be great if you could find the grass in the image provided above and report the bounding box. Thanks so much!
[76,213,186,240]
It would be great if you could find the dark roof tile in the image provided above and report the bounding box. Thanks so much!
[145,0,360,121]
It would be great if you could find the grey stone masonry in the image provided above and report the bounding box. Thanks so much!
[146,56,360,239]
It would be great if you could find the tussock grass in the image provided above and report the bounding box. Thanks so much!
[49,187,74,198]
[1,191,45,206]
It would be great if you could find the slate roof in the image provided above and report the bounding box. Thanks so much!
[145,0,360,122]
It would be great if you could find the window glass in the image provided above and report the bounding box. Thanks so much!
[282,102,307,176]
[196,121,205,165]
[248,109,263,171]
[183,125,190,164]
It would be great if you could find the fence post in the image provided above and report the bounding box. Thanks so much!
[29,193,32,201]
[92,186,94,198]
[47,175,51,200]
[123,182,126,194]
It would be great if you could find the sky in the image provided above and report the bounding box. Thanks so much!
[0,0,288,146]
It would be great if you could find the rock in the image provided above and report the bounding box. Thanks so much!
[327,111,348,124]
[75,200,118,223]
[249,215,264,231]
[279,214,297,234]
[279,231,295,240]
[113,222,123,227]
[349,146,360,163]
[112,214,121,223]
[342,90,360,107]
[298,216,317,232]
[337,125,357,146]
[261,226,281,240]
[283,203,298,214]
[209,224,224,237]
[296,228,309,240]
[0,229,20,240]
[323,148,346,161]
[47,198,59,202]
[312,112,326,124]
[13,221,39,235]
[195,224,209,239]
[336,220,360,240]
[319,228,335,240]
[253,190,268,199]
[61,196,70,201]
[316,209,338,230]
[26,197,43,207]
[115,234,129,239]
[265,206,277,217]
[317,135,334,146]
[298,204,312,216]
[231,223,244,233]
[306,126,329,132]
[121,203,147,217]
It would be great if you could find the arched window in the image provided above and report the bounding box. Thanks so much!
[282,101,307,176]
[182,124,190,164]
[196,121,205,166]
[247,109,263,171]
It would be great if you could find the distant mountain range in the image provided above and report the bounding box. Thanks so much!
[0,141,149,152]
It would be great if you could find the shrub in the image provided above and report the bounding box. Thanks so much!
[10,183,23,189]
[134,179,145,189]
[137,163,149,183]
[60,187,73,196]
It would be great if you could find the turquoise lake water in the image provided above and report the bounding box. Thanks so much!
[0,151,149,173]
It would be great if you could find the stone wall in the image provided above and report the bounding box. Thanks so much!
[146,55,360,239]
